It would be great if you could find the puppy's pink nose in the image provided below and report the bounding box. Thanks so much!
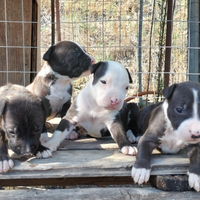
[189,130,200,136]
[111,99,120,105]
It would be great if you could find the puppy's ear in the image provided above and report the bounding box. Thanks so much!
[162,84,178,99]
[0,98,8,117]
[89,62,104,74]
[126,68,133,83]
[43,46,52,61]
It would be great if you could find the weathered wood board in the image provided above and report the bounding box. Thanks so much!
[0,187,198,200]
[0,118,190,187]
[150,175,191,191]
[1,138,189,179]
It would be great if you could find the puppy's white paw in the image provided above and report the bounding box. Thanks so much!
[43,140,59,152]
[131,167,150,185]
[65,131,79,140]
[120,146,137,155]
[188,172,200,192]
[36,150,52,159]
[0,159,14,173]
[126,130,136,143]
[40,132,50,144]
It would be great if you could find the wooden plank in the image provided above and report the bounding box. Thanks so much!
[0,0,5,21]
[7,0,24,85]
[0,187,198,199]
[0,0,7,86]
[57,137,119,150]
[23,0,33,86]
[0,117,191,187]
[30,0,38,83]
[0,176,135,187]
[0,148,189,179]
[0,0,32,86]
[150,175,191,191]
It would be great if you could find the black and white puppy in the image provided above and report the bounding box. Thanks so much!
[27,41,95,143]
[132,81,200,192]
[43,61,138,155]
[0,84,52,173]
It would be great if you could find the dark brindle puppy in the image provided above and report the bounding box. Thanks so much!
[132,81,200,192]
[0,84,52,173]
[27,41,95,143]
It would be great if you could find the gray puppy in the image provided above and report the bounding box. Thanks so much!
[0,84,52,173]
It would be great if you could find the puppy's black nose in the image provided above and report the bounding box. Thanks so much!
[21,144,32,155]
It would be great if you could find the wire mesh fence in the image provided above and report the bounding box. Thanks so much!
[0,0,199,105]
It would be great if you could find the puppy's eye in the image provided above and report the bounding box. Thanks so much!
[72,51,77,56]
[8,129,15,136]
[33,125,42,133]
[176,107,183,114]
[100,80,106,84]
[126,86,129,90]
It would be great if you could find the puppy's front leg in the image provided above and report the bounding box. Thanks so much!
[60,100,71,118]
[187,144,200,192]
[131,134,158,185]
[107,120,137,156]
[0,129,14,172]
[39,124,49,144]
[43,118,74,152]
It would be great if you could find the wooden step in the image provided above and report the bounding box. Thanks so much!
[0,187,198,200]
[0,118,191,190]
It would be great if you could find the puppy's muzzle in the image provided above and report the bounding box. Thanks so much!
[18,144,37,156]
[111,98,121,106]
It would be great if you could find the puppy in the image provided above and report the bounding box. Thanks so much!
[43,61,138,155]
[0,84,52,173]
[132,81,200,192]
[26,41,95,143]
[75,101,140,143]
[120,102,140,143]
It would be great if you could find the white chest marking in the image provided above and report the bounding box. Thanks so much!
[39,65,72,119]
[73,90,118,137]
[75,109,117,138]
[47,82,71,119]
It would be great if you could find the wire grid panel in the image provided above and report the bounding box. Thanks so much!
[0,0,42,86]
[48,0,190,103]
[0,0,199,105]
